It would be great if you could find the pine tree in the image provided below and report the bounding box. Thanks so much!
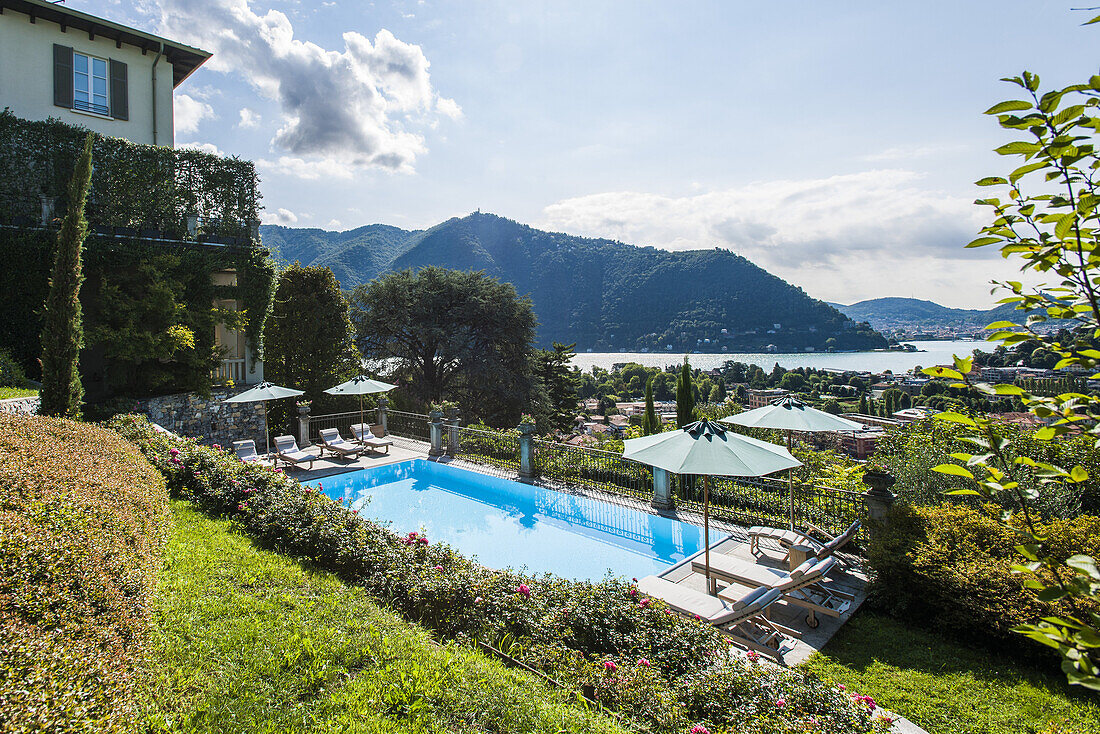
[642,376,658,435]
[676,357,695,427]
[858,394,868,414]
[39,133,93,418]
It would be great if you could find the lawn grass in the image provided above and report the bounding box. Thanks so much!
[148,501,628,734]
[801,611,1100,734]
[0,387,37,399]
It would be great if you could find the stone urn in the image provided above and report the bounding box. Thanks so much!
[861,469,896,494]
[297,403,311,416]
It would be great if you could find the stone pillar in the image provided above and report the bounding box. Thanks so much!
[445,407,460,456]
[861,470,896,546]
[248,218,261,243]
[428,409,445,456]
[376,397,389,435]
[518,422,536,480]
[186,213,200,238]
[651,467,674,510]
[297,403,311,447]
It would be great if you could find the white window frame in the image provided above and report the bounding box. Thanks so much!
[72,51,110,117]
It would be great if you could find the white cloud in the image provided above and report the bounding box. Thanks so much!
[539,170,1028,308]
[176,141,223,156]
[268,208,298,225]
[326,218,343,230]
[238,108,261,128]
[257,156,356,180]
[174,93,216,135]
[151,0,459,175]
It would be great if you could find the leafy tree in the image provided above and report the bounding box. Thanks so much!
[264,263,359,411]
[899,392,913,410]
[929,66,1100,689]
[642,376,658,435]
[821,398,841,415]
[531,342,579,432]
[858,394,868,413]
[40,133,93,418]
[350,267,537,425]
[779,371,806,391]
[676,357,695,427]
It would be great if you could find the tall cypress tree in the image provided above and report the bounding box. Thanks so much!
[39,133,93,418]
[676,357,695,428]
[642,375,658,435]
[858,394,868,414]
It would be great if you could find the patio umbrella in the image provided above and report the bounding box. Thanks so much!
[223,381,304,456]
[623,419,800,594]
[721,397,864,530]
[323,374,397,432]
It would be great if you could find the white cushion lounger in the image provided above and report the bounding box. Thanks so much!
[637,576,799,661]
[318,428,363,460]
[273,435,316,470]
[693,555,854,627]
[748,520,861,562]
[351,423,393,454]
[233,439,261,463]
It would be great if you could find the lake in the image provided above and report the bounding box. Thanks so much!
[570,340,990,374]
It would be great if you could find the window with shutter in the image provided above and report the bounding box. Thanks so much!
[53,44,74,108]
[109,60,128,121]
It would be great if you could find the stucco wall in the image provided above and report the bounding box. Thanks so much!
[0,9,175,146]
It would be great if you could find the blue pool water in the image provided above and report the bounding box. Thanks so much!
[303,460,721,581]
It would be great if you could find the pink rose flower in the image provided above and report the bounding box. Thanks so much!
[639,598,651,607]
[433,565,443,571]
[690,726,710,734]
[637,658,650,667]
[517,583,531,598]
[775,698,785,708]
[603,660,617,672]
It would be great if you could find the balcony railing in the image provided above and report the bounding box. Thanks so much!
[214,358,246,385]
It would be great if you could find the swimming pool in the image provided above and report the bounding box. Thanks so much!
[303,459,721,581]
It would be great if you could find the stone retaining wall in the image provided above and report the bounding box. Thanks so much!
[137,387,272,449]
[0,396,40,416]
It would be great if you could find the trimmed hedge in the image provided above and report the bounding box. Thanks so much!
[109,414,882,734]
[866,502,1100,655]
[0,414,169,732]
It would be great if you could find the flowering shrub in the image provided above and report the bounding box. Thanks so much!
[0,414,170,732]
[109,414,877,734]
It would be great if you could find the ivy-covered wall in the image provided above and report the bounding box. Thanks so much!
[0,227,275,401]
[0,110,260,237]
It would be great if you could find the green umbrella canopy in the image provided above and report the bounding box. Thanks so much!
[623,419,801,476]
[222,381,305,403]
[720,396,864,433]
[323,375,397,396]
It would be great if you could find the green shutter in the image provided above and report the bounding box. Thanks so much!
[109,59,128,120]
[53,44,73,108]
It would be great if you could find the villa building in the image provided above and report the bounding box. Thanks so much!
[0,2,268,396]
[746,388,789,409]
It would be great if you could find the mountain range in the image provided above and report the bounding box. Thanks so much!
[829,297,1030,334]
[260,212,887,352]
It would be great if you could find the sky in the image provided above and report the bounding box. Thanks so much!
[78,1,1099,308]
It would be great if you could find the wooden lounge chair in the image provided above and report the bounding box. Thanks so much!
[637,576,800,661]
[748,520,861,563]
[273,435,316,470]
[350,423,393,454]
[694,555,854,627]
[233,439,261,463]
[317,428,363,460]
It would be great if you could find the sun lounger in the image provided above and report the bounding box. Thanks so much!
[273,435,316,470]
[317,428,363,460]
[233,439,261,463]
[695,555,854,627]
[637,576,800,661]
[350,423,393,454]
[748,520,861,562]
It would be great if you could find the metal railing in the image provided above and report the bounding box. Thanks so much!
[793,483,867,545]
[532,440,654,503]
[446,425,521,472]
[387,410,431,442]
[307,409,372,443]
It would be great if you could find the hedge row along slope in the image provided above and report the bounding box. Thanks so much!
[0,414,169,732]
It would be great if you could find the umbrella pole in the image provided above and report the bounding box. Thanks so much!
[787,429,795,531]
[264,401,271,457]
[704,475,715,596]
[360,394,365,435]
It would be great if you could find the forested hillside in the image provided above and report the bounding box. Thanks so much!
[262,213,886,352]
